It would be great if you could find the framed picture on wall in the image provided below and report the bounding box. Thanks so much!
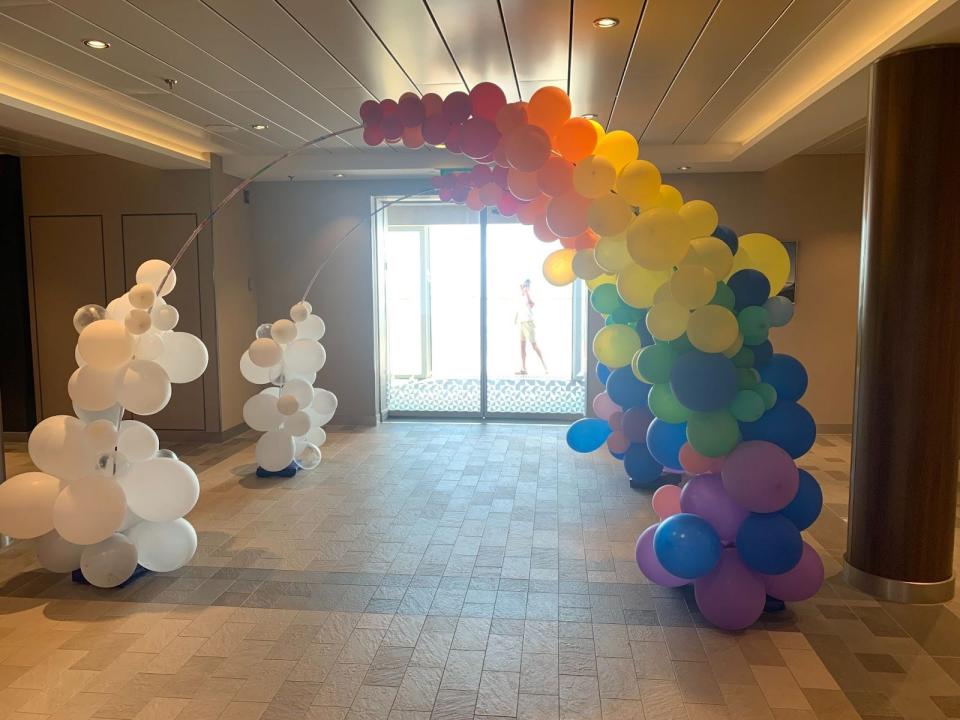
[778,241,797,302]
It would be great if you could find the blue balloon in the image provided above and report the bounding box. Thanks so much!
[607,367,651,409]
[596,362,611,385]
[781,469,823,530]
[610,450,626,460]
[713,225,739,255]
[728,269,770,311]
[635,310,654,346]
[654,513,722,579]
[751,340,773,366]
[740,401,816,458]
[760,354,808,403]
[623,443,662,486]
[567,418,612,453]
[669,351,737,412]
[736,513,803,574]
[646,418,687,470]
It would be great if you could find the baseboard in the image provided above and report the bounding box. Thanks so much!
[155,423,250,443]
[818,424,852,434]
[326,415,379,427]
[1,432,29,443]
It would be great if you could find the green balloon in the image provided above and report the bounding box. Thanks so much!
[737,367,760,390]
[633,344,677,384]
[591,284,622,314]
[756,382,778,409]
[648,384,690,423]
[610,305,643,325]
[730,389,765,422]
[732,346,755,369]
[738,305,770,346]
[686,410,740,457]
[668,333,694,354]
[710,282,736,310]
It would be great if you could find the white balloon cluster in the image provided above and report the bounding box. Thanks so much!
[241,301,337,472]
[0,259,206,587]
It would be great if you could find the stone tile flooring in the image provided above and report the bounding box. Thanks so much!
[0,422,958,719]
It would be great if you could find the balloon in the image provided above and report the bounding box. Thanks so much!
[678,200,718,237]
[591,391,620,421]
[120,458,200,522]
[255,430,296,472]
[554,117,597,162]
[763,542,824,601]
[572,250,604,280]
[240,350,273,384]
[621,406,653,443]
[606,431,630,454]
[645,419,686,470]
[312,388,338,416]
[35,531,84,573]
[124,309,151,335]
[136,259,176,297]
[363,125,384,146]
[592,324,641,368]
[729,389,765,422]
[624,443,664,486]
[77,320,134,369]
[616,160,660,206]
[295,440,322,470]
[469,82,506,121]
[566,418,612,453]
[115,421,159,462]
[546,192,591,238]
[740,402,816,458]
[53,475,126,545]
[617,264,671,309]
[593,283,622,315]
[250,338,283,367]
[606,366,650,408]
[527,86,571,135]
[127,519,198,572]
[654,513,722,579]
[738,306,770,346]
[645,300,688,341]
[496,102,528,134]
[244,393,283,431]
[647,384,689,424]
[686,410,740,458]
[670,266,716,309]
[669,351,737,412]
[442,91,471,123]
[721,441,799,513]
[270,319,298,344]
[277,395,299,416]
[504,124,551,171]
[712,225,738,255]
[537,156,573,197]
[752,339,774,368]
[543,248,577,286]
[279,378,313,409]
[82,419,118,455]
[80,534,138,588]
[595,235,633,273]
[156,332,208,383]
[632,343,676,384]
[460,117,500,159]
[680,474,748,543]
[68,365,120,411]
[572,155,616,198]
[652,485,681,519]
[588,194,633,236]
[686,305,739,353]
[508,169,540,200]
[118,360,172,416]
[282,411,311,437]
[734,233,791,295]
[635,524,686,587]
[106,293,134,322]
[73,303,107,333]
[710,282,736,311]
[727,270,770,311]
[0,472,61,539]
[686,236,734,279]
[694,548,765,630]
[764,296,794,327]
[594,130,638,171]
[286,339,327,374]
[678,443,724,476]
[28,415,97,482]
[596,362,612,386]
[627,209,690,270]
[297,314,326,341]
[780,470,823,531]
[736,513,803,575]
[759,354,808,403]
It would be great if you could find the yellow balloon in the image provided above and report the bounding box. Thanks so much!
[646,300,689,341]
[732,232,791,295]
[572,155,617,199]
[589,119,605,143]
[571,249,604,280]
[594,130,638,172]
[593,324,641,368]
[594,234,633,273]
[653,281,674,304]
[670,265,716,309]
[617,159,661,206]
[586,273,617,291]
[617,264,670,309]
[542,248,576,286]
[722,333,744,358]
[658,184,684,211]
[678,200,718,238]
[685,235,733,279]
[687,305,739,353]
[626,208,690,271]
[587,193,634,236]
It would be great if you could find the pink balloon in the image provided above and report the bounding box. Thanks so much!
[679,443,725,475]
[592,392,620,421]
[763,542,824,602]
[680,474,749,543]
[460,117,501,159]
[606,430,629,454]
[652,485,681,519]
[621,407,653,443]
[635,524,687,588]
[694,548,766,630]
[608,411,624,431]
[722,440,799,513]
[422,114,451,145]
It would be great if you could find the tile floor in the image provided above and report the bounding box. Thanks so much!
[0,423,958,720]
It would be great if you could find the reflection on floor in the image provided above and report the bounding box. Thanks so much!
[387,377,587,414]
[0,424,959,720]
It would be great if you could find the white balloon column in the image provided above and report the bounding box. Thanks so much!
[0,259,207,587]
[240,300,337,473]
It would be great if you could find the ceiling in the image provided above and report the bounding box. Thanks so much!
[0,0,957,178]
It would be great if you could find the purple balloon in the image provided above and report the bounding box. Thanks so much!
[721,440,799,513]
[635,524,687,588]
[621,406,654,444]
[694,548,766,630]
[680,474,749,543]
[763,542,824,602]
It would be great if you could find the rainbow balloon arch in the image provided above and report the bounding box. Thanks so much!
[360,83,824,630]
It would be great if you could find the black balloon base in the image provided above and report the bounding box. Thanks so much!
[764,595,786,613]
[72,564,152,588]
[256,462,298,478]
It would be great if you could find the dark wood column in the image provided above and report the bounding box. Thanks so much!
[845,45,960,603]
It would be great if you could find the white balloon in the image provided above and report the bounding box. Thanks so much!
[117,420,159,462]
[118,360,172,416]
[94,450,130,479]
[294,440,321,470]
[119,457,200,522]
[249,338,282,368]
[243,394,283,432]
[255,430,295,472]
[127,519,197,572]
[312,388,339,415]
[35,531,84,573]
[155,332,208,384]
[77,320,135,369]
[240,350,273,384]
[281,378,314,409]
[75,345,86,368]
[106,293,133,322]
[28,415,97,481]
[53,475,126,545]
[74,403,123,427]
[290,301,312,323]
[308,408,336,428]
[271,319,298,344]
[305,426,327,447]
[83,419,119,454]
[118,505,145,532]
[764,295,795,327]
[151,304,179,331]
[134,333,165,361]
[0,472,62,539]
[282,411,311,437]
[68,365,120,411]
[125,309,152,335]
[285,339,326,374]
[277,394,299,416]
[129,283,156,310]
[260,386,280,398]
[297,314,326,340]
[80,534,138,588]
[136,259,177,297]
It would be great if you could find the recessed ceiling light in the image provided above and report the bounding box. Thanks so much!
[582,113,598,120]
[83,38,110,50]
[334,173,345,178]
[251,123,268,131]
[593,17,619,29]
[678,165,691,171]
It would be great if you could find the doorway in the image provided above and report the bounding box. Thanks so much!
[375,196,587,420]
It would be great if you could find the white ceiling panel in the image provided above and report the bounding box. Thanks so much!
[501,0,570,97]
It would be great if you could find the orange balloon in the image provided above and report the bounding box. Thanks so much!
[401,126,424,149]
[546,191,591,238]
[554,117,597,163]
[516,194,548,225]
[528,86,572,136]
[560,229,599,250]
[478,182,502,206]
[533,217,557,243]
[496,102,528,134]
[504,124,551,172]
[537,156,573,197]
[507,168,541,201]
[465,188,483,211]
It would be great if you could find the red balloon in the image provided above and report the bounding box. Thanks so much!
[537,155,573,197]
[438,187,453,202]
[422,92,443,116]
[492,142,510,167]
[469,164,493,187]
[460,117,500,159]
[492,165,509,191]
[546,191,591,238]
[469,82,507,122]
[381,114,403,141]
[516,194,548,225]
[504,124,551,172]
[496,102,528,134]
[359,99,382,127]
[362,125,384,146]
[478,182,502,206]
[422,114,450,145]
[380,98,398,116]
[465,188,484,211]
[397,93,425,127]
[533,217,557,243]
[451,183,469,203]
[442,91,472,124]
[445,124,463,154]
[402,126,424,148]
[497,192,520,217]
